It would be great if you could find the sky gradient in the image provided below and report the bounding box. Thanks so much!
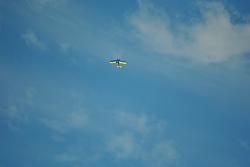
[1,0,250,167]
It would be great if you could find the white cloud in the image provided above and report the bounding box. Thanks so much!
[55,152,80,162]
[26,0,67,10]
[130,1,250,64]
[148,141,179,166]
[107,132,138,158]
[67,111,88,129]
[53,146,101,165]
[38,91,88,135]
[106,111,178,166]
[0,105,25,122]
[22,31,47,50]
[116,111,150,135]
[0,87,35,127]
[0,82,89,134]
[7,2,148,66]
[40,110,88,134]
[240,139,250,151]
[59,43,71,53]
[40,118,67,134]
[13,0,250,66]
[13,0,127,61]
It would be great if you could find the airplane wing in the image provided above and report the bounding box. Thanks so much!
[119,61,127,65]
[109,60,117,64]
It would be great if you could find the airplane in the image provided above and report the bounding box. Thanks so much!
[109,59,127,68]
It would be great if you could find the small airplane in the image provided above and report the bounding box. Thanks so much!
[109,59,127,68]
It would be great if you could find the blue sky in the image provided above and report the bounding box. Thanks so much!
[1,0,250,167]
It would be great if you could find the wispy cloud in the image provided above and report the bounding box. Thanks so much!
[116,111,150,135]
[108,132,138,158]
[130,1,250,64]
[148,141,179,166]
[106,111,179,166]
[0,81,89,135]
[40,110,88,134]
[18,0,119,59]
[54,152,80,162]
[13,0,250,66]
[37,90,89,135]
[22,31,47,50]
[25,0,67,10]
[0,66,179,166]
[0,105,25,123]
[240,139,250,151]
[0,87,35,127]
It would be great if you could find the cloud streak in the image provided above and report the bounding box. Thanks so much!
[106,111,179,166]
[19,0,121,59]
[130,1,250,64]
[0,87,36,129]
[22,31,47,50]
[40,110,88,134]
